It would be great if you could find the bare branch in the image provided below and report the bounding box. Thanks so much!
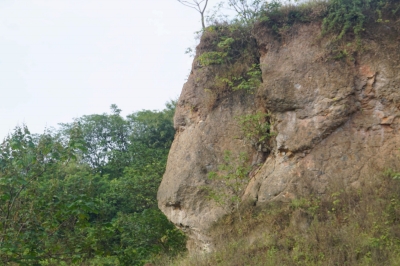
[201,0,209,13]
[177,0,209,30]
[178,0,199,9]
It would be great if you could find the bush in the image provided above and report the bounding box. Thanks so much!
[206,151,251,219]
[195,23,260,109]
[322,0,397,39]
[235,111,274,152]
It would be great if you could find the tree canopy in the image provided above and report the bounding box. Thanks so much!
[0,102,186,265]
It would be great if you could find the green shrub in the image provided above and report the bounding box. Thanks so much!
[196,23,260,106]
[206,151,251,220]
[235,111,274,152]
[321,0,395,39]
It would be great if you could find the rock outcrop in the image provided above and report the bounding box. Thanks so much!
[158,21,400,251]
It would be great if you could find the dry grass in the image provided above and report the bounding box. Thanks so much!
[156,171,400,266]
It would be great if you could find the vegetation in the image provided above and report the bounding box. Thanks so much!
[235,111,274,152]
[206,151,251,219]
[166,172,400,265]
[197,22,261,110]
[0,102,186,265]
[195,0,399,98]
[227,0,272,25]
[173,1,400,265]
[1,1,399,265]
[321,0,399,39]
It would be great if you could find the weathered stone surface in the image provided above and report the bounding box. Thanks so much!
[158,77,256,251]
[158,22,400,251]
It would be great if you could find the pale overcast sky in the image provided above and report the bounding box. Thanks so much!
[0,0,221,138]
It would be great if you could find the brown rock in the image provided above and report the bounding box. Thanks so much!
[158,22,400,252]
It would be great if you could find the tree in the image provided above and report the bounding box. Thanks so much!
[59,104,130,176]
[177,0,209,30]
[0,101,185,265]
[0,126,98,264]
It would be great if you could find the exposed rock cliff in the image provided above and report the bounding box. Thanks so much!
[158,20,400,251]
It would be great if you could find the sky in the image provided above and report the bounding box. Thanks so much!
[0,0,222,138]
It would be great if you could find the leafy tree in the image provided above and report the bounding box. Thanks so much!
[59,104,129,176]
[114,209,186,266]
[0,126,98,264]
[60,102,176,178]
[0,101,186,265]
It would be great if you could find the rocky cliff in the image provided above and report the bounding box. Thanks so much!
[158,20,400,251]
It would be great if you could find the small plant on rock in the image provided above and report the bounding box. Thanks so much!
[235,111,274,152]
[207,151,251,220]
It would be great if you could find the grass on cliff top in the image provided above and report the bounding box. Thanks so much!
[202,0,399,37]
[198,0,399,56]
[253,0,399,39]
[157,170,400,266]
[195,0,399,109]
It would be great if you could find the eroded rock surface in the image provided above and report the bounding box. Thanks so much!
[158,84,256,251]
[158,22,400,251]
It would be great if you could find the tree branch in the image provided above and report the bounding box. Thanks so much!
[177,0,209,30]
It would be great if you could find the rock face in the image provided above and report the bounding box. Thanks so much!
[158,22,400,251]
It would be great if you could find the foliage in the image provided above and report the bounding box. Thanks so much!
[127,100,176,150]
[228,0,278,25]
[215,63,262,93]
[231,64,262,92]
[59,106,129,175]
[256,0,328,37]
[0,126,98,264]
[0,102,186,265]
[114,209,186,266]
[321,0,396,40]
[235,111,274,152]
[206,151,251,219]
[196,23,260,109]
[198,0,399,65]
[197,36,236,66]
[59,101,176,178]
[384,168,400,180]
